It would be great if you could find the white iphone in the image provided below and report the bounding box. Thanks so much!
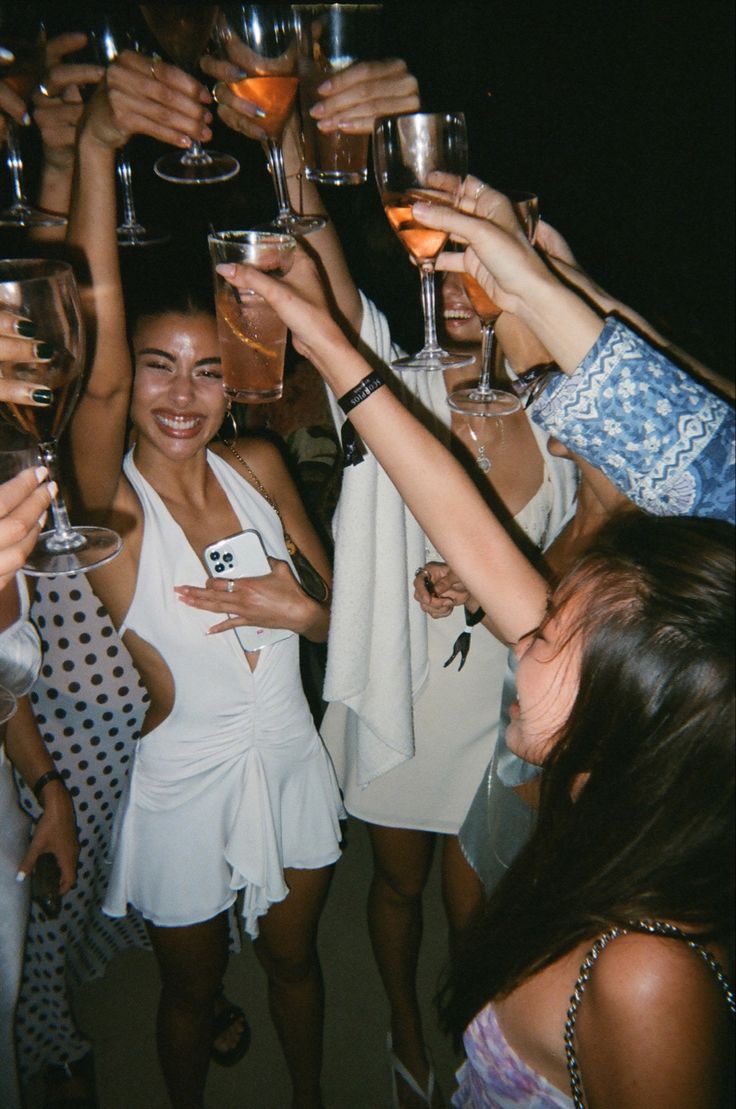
[202,529,294,652]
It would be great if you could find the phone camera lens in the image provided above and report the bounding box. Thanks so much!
[210,551,220,561]
[215,563,225,572]
[223,553,234,563]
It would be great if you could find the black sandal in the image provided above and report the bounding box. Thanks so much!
[211,996,252,1067]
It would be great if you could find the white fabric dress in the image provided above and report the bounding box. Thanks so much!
[103,449,344,937]
[320,296,577,832]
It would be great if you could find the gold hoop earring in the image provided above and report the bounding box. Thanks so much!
[219,404,238,447]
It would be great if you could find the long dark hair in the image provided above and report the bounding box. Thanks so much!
[440,513,735,1038]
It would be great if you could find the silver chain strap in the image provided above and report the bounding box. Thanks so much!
[564,919,735,1108]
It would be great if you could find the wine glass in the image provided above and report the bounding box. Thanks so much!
[373,111,473,371]
[0,259,121,575]
[0,424,35,722]
[139,3,240,185]
[215,3,325,234]
[447,191,540,416]
[0,4,66,229]
[86,14,170,246]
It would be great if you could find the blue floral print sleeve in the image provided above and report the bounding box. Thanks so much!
[532,318,735,523]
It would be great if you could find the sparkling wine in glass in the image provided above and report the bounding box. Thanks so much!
[86,13,169,246]
[447,191,539,416]
[373,112,472,371]
[0,5,66,229]
[0,259,121,575]
[216,4,325,234]
[139,3,240,185]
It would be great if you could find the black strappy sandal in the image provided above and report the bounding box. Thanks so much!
[211,994,252,1067]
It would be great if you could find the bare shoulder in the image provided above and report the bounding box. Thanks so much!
[213,435,295,497]
[574,932,733,1108]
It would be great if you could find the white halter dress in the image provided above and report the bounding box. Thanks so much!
[103,450,343,936]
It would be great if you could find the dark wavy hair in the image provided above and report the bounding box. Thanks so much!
[440,513,735,1038]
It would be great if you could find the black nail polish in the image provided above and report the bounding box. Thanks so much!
[31,388,53,405]
[34,342,55,359]
[16,319,38,338]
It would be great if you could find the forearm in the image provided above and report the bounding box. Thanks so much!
[29,163,74,243]
[511,267,605,376]
[311,333,547,642]
[4,696,56,791]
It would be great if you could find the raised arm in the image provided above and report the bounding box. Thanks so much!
[66,51,212,514]
[201,53,419,337]
[215,251,549,645]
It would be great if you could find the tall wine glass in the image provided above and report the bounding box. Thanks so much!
[373,111,472,371]
[0,259,121,575]
[139,3,240,185]
[216,4,325,234]
[447,191,540,416]
[86,14,169,246]
[0,4,66,229]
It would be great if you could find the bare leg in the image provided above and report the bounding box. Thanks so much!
[145,912,229,1109]
[254,865,334,1109]
[441,834,485,949]
[367,823,442,1108]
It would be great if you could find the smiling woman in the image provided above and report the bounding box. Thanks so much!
[62,51,342,1108]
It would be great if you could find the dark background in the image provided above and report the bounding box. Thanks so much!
[2,0,734,379]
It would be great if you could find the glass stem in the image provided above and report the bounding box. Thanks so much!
[180,139,213,168]
[477,319,497,393]
[38,440,85,551]
[5,121,28,210]
[116,152,139,230]
[265,139,293,221]
[418,262,440,352]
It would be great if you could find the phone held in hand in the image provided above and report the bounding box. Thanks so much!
[31,852,62,920]
[203,529,295,652]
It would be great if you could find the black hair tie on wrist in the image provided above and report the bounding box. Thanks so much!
[444,606,486,671]
[33,769,63,803]
[337,372,385,467]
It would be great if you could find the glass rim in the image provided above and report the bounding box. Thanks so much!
[0,258,74,283]
[373,109,467,134]
[291,3,383,11]
[207,230,296,247]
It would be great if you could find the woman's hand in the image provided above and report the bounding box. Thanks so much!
[214,248,348,370]
[0,78,30,139]
[413,561,475,618]
[18,781,79,893]
[32,33,104,174]
[175,558,324,637]
[307,58,419,135]
[0,469,55,591]
[82,50,212,152]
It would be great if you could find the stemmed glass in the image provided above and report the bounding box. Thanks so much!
[215,3,325,234]
[373,111,472,371]
[0,4,66,229]
[139,3,240,185]
[0,259,121,575]
[0,424,35,722]
[447,191,540,415]
[86,14,169,246]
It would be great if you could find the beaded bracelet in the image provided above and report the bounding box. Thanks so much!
[33,769,63,803]
[337,371,385,415]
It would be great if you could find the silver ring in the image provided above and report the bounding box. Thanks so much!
[212,83,221,105]
[149,61,158,81]
[226,579,235,593]
[473,182,489,201]
[36,82,52,98]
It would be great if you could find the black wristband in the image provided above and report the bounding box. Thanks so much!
[466,606,486,627]
[337,371,384,415]
[33,769,63,803]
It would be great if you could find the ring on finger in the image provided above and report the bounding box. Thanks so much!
[473,182,489,201]
[149,60,158,81]
[36,82,52,98]
[226,579,235,593]
[212,83,222,104]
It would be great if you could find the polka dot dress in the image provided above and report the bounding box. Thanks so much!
[14,576,150,1077]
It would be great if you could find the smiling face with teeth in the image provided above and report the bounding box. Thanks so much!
[131,312,226,457]
[439,271,482,346]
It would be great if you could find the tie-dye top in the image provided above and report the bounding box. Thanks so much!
[452,1005,573,1109]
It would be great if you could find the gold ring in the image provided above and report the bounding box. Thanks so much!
[226,579,235,593]
[149,61,158,81]
[212,83,221,105]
